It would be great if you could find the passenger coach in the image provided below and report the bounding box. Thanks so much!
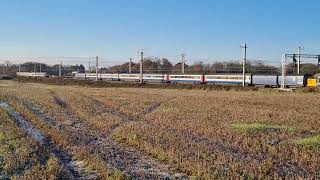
[168,74,203,84]
[16,72,47,77]
[204,74,251,85]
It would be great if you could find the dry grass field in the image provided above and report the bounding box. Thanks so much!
[1,80,320,179]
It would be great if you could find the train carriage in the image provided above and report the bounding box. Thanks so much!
[74,73,86,79]
[101,73,119,81]
[278,75,305,87]
[119,74,140,82]
[204,74,251,85]
[143,74,167,83]
[85,73,100,80]
[17,72,47,77]
[168,75,203,84]
[251,75,278,87]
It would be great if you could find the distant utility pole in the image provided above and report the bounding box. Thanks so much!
[88,61,91,73]
[34,63,36,76]
[140,51,144,83]
[240,43,248,87]
[181,53,186,74]
[129,58,132,74]
[281,54,287,89]
[39,63,42,73]
[59,60,62,78]
[297,46,304,75]
[18,64,21,73]
[2,64,4,75]
[95,56,99,81]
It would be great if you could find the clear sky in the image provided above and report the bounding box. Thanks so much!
[0,0,319,66]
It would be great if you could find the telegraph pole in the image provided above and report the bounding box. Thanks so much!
[34,63,36,76]
[281,54,287,89]
[297,46,304,75]
[59,60,62,78]
[95,56,99,81]
[88,61,91,73]
[39,63,42,73]
[6,63,9,76]
[18,64,21,73]
[129,58,132,73]
[241,43,248,87]
[181,53,185,74]
[140,51,143,83]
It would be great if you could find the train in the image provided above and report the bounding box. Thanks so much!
[16,72,48,77]
[15,71,311,87]
[73,73,312,87]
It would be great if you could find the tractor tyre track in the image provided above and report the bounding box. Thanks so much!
[19,95,188,179]
[0,101,89,180]
[74,95,314,178]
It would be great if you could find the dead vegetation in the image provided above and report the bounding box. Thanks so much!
[0,107,72,179]
[1,80,320,179]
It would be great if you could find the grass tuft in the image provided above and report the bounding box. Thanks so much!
[296,135,320,148]
[231,123,295,132]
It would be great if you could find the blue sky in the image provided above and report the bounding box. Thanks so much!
[0,0,319,66]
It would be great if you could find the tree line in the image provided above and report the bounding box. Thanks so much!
[104,57,280,74]
[0,62,85,76]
